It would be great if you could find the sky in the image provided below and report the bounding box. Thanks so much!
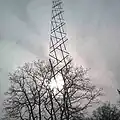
[0,0,120,115]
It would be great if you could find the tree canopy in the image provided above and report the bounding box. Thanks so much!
[92,102,120,120]
[1,60,103,120]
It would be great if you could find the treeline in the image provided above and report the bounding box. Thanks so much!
[0,60,120,120]
[83,102,120,120]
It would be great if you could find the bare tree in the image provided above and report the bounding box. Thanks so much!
[1,60,103,120]
[43,63,103,120]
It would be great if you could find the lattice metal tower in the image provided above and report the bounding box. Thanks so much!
[49,0,72,81]
[45,1,72,119]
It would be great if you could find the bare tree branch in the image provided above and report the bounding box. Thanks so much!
[1,60,103,120]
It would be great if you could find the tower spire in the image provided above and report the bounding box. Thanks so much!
[49,0,72,79]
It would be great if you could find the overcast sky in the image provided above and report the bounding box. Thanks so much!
[0,0,120,115]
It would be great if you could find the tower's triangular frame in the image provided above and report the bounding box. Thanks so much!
[49,0,72,81]
[45,1,72,119]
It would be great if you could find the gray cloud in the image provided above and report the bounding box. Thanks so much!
[0,0,120,116]
[65,0,120,101]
